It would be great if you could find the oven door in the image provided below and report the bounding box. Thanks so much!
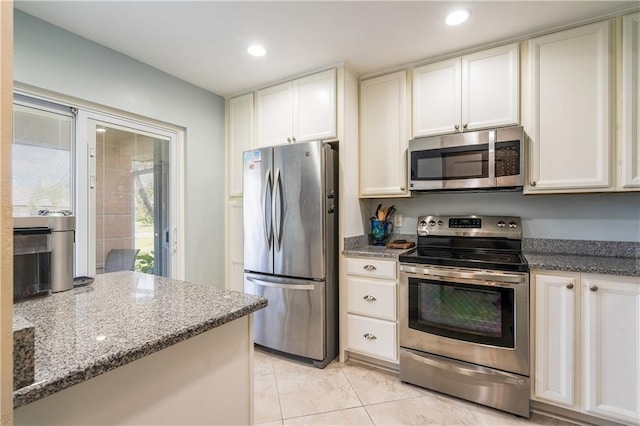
[408,129,495,190]
[399,264,529,375]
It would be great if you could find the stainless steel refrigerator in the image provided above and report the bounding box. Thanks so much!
[243,140,338,368]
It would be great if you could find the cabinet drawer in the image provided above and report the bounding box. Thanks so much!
[347,276,396,321]
[345,257,396,280]
[347,314,397,362]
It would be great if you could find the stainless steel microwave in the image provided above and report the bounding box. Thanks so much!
[408,126,524,192]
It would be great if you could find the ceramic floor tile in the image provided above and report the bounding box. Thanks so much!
[254,371,282,424]
[364,393,479,425]
[272,354,343,376]
[284,406,374,425]
[256,421,284,426]
[276,366,362,419]
[341,361,428,405]
[254,349,277,376]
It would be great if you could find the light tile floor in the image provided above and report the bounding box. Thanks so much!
[254,349,578,426]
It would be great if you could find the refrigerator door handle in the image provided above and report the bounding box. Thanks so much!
[247,276,316,291]
[262,169,273,248]
[272,168,283,252]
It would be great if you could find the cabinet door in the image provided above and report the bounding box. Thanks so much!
[412,58,461,137]
[293,68,336,142]
[619,12,640,190]
[256,82,293,148]
[582,275,640,425]
[527,21,611,192]
[228,199,244,292]
[359,71,408,197]
[228,94,254,197]
[533,273,578,408]
[462,43,519,131]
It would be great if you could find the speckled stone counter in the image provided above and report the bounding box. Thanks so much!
[343,234,416,259]
[13,316,35,390]
[525,253,640,277]
[12,271,267,409]
[524,238,640,277]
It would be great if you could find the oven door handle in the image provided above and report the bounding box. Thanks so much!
[400,264,526,284]
[401,349,527,386]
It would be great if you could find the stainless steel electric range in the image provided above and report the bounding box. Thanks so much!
[398,215,530,418]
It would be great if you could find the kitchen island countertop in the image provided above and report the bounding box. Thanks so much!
[13,271,267,409]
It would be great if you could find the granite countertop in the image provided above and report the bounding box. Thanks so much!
[12,271,267,409]
[343,245,415,260]
[525,253,640,277]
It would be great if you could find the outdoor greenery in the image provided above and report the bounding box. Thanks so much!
[135,250,154,274]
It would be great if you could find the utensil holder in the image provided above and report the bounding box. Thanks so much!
[369,219,393,246]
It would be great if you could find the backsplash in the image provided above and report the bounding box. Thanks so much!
[372,191,640,242]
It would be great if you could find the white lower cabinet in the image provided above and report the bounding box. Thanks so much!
[533,271,640,425]
[345,257,398,364]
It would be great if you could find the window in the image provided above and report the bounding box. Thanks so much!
[12,101,74,216]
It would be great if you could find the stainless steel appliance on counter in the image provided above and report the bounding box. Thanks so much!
[243,140,338,368]
[408,126,524,191]
[13,210,75,301]
[398,215,530,417]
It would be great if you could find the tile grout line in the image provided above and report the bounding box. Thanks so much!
[339,363,376,425]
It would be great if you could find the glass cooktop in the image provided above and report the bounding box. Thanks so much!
[399,248,528,273]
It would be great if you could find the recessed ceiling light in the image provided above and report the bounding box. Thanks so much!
[445,9,470,26]
[247,44,266,57]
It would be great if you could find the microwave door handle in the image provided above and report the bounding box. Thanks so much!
[488,129,496,184]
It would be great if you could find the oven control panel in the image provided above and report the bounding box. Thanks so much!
[417,215,521,239]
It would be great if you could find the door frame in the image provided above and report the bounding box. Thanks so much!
[76,109,184,279]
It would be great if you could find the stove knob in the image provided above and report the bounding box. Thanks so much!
[509,222,518,229]
[419,220,427,226]
[428,220,436,227]
[437,220,443,226]
[497,221,506,228]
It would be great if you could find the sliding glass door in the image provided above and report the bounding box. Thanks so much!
[92,123,170,276]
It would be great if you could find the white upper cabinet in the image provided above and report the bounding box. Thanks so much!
[359,70,409,197]
[412,43,519,137]
[412,58,461,137]
[293,69,337,142]
[256,82,293,148]
[526,21,611,193]
[256,68,336,148]
[228,93,254,197]
[619,12,640,190]
[462,44,520,131]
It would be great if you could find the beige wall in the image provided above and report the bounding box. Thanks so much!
[0,2,13,423]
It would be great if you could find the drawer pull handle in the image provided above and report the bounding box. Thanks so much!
[590,285,598,292]
[363,265,377,271]
[566,283,574,289]
[363,295,377,302]
[363,333,377,340]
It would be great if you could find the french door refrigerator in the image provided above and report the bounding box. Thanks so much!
[243,140,338,368]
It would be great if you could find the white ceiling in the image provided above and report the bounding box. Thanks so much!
[15,1,639,98]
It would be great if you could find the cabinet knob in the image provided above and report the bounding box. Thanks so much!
[463,123,468,129]
[454,124,460,130]
[363,333,377,340]
[400,186,406,191]
[530,181,537,187]
[566,283,574,289]
[287,137,291,143]
[590,285,598,292]
[292,136,296,142]
[363,295,377,302]
[363,265,377,271]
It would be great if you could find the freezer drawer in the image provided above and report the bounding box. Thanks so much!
[244,273,325,361]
